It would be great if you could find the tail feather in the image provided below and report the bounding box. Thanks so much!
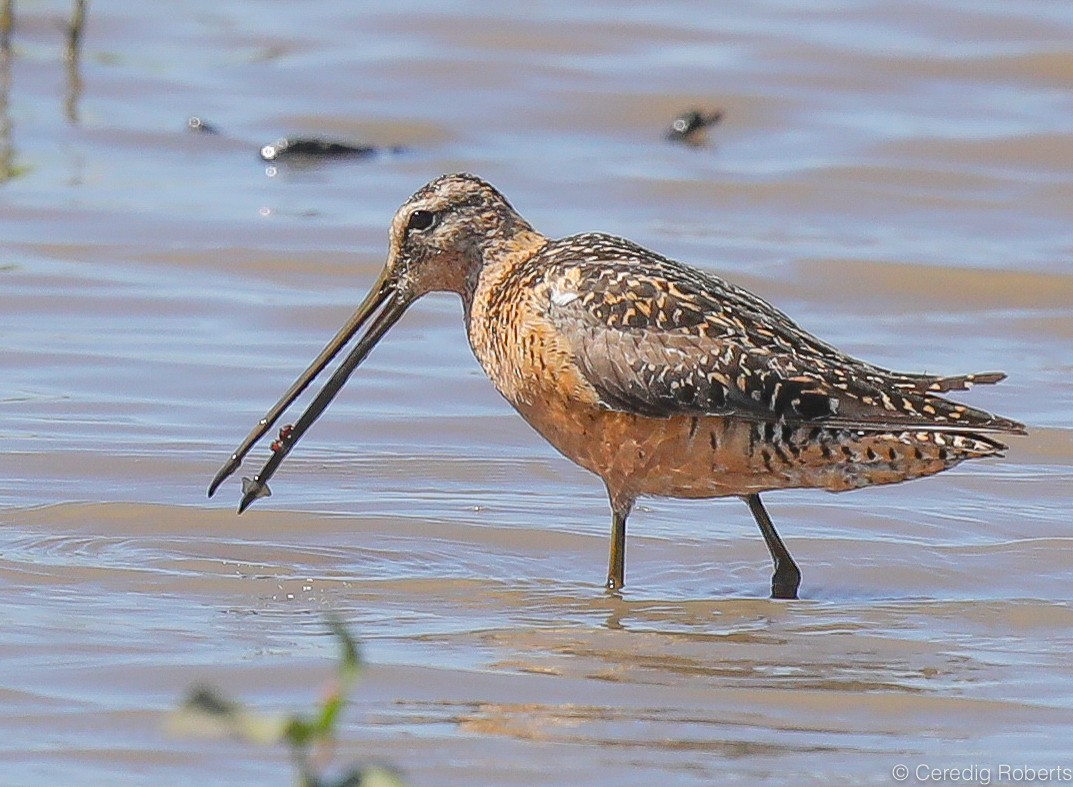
[891,371,1007,393]
[826,378,1026,436]
[918,392,1026,435]
[925,371,1006,392]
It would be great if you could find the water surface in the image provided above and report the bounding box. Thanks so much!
[1,2,1072,784]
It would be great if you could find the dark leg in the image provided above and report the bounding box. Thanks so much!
[744,493,800,599]
[605,492,634,591]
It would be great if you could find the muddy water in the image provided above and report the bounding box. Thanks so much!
[2,2,1072,785]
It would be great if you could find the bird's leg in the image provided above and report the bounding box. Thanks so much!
[606,509,627,591]
[743,493,800,600]
[605,491,635,591]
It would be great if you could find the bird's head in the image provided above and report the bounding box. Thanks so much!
[208,173,544,510]
[382,172,543,299]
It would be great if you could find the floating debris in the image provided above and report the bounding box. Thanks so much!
[665,109,723,145]
[186,116,220,135]
[259,137,377,162]
[185,117,404,165]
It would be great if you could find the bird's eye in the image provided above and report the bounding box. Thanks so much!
[406,209,436,232]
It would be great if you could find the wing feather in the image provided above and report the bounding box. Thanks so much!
[539,234,1025,435]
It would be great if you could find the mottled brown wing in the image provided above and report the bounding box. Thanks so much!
[541,234,1024,434]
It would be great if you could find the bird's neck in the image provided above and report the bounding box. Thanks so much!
[461,228,547,317]
[462,228,549,406]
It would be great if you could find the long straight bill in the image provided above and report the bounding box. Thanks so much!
[235,290,410,512]
[208,268,402,501]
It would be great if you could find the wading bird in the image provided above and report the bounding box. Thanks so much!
[209,173,1024,599]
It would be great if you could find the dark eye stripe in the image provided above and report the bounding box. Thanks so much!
[407,209,436,231]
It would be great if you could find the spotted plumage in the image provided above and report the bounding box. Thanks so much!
[210,172,1026,599]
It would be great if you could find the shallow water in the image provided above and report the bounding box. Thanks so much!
[1,1,1072,785]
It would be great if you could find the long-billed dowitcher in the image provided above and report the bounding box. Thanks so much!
[209,173,1025,599]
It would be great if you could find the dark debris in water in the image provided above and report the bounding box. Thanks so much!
[260,137,382,162]
[184,117,405,165]
[665,109,723,145]
[186,116,220,135]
